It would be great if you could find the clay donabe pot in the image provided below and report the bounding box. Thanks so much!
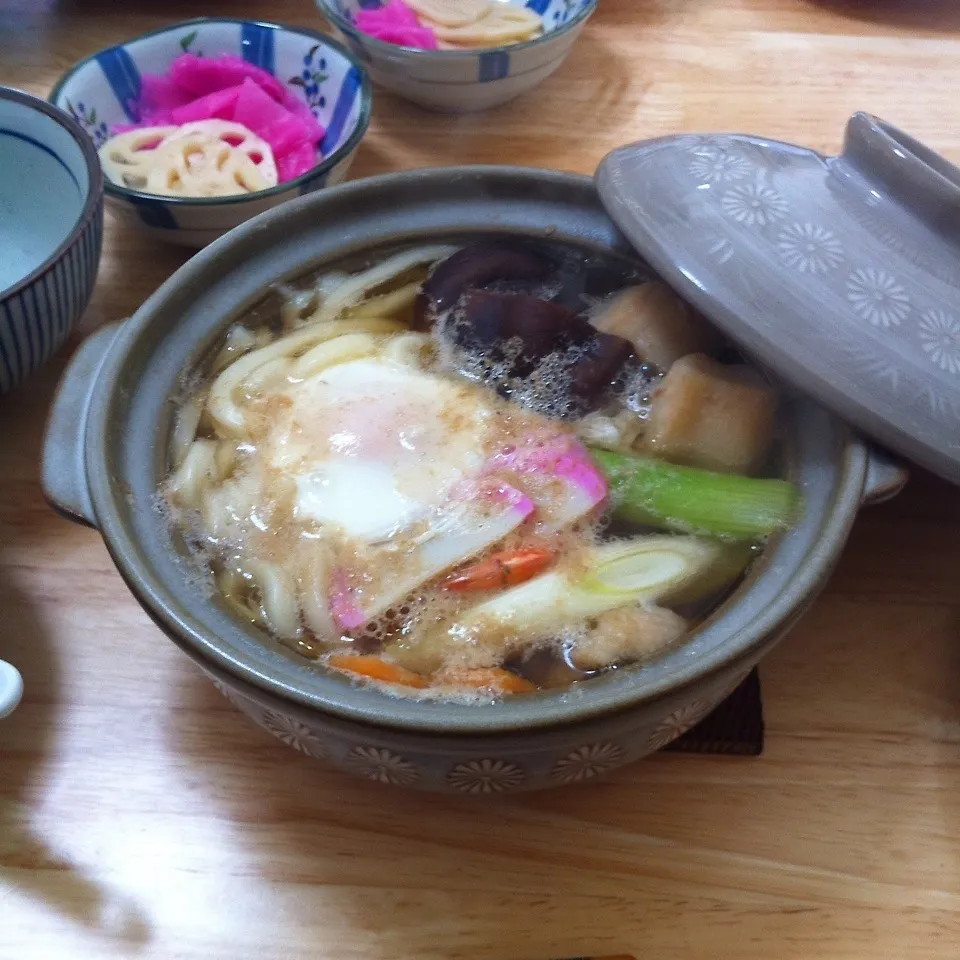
[41,167,906,792]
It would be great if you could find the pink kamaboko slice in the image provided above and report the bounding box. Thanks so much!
[329,568,367,632]
[355,0,440,49]
[485,435,608,533]
[329,480,536,631]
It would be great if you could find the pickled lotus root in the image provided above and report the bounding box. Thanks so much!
[98,121,278,197]
[161,121,278,187]
[404,0,490,27]
[429,4,543,46]
[98,126,178,190]
[146,136,273,198]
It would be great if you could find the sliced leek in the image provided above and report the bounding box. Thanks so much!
[386,536,725,674]
[590,449,802,541]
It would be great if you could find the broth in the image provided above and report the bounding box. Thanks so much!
[163,239,794,700]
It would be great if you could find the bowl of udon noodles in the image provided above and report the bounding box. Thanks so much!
[41,167,905,792]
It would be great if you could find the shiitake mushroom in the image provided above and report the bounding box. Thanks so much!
[413,240,554,330]
[418,241,644,415]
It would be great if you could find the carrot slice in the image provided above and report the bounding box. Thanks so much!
[440,667,537,695]
[327,654,428,689]
[444,546,556,593]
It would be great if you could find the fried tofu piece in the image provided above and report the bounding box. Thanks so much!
[572,605,688,671]
[590,283,721,370]
[641,353,776,474]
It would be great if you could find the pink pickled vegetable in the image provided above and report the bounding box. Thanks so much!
[277,141,318,182]
[113,53,326,185]
[362,23,438,49]
[355,0,420,31]
[168,54,287,103]
[281,91,325,137]
[139,74,194,112]
[170,86,242,125]
[231,76,292,130]
[233,79,318,155]
[355,0,439,50]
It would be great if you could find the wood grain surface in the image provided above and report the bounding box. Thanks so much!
[2,1,960,957]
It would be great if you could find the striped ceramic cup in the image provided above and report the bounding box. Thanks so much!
[0,86,103,393]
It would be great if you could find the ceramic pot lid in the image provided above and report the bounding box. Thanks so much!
[595,112,960,486]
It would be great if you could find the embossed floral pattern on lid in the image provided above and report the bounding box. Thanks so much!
[846,267,911,328]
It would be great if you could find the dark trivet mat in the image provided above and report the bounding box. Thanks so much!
[662,668,764,756]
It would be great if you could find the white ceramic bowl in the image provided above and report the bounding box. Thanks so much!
[49,18,372,248]
[316,0,598,112]
[0,660,23,719]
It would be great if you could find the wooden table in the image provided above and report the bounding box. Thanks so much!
[2,1,960,957]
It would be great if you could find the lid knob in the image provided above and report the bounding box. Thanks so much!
[840,112,960,243]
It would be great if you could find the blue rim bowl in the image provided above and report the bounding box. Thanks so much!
[48,18,372,245]
[315,0,599,112]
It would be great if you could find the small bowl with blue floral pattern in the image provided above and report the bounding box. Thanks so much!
[316,0,597,113]
[49,18,372,247]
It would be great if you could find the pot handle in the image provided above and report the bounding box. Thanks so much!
[41,321,124,529]
[861,445,909,506]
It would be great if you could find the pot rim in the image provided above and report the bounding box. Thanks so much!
[79,166,869,735]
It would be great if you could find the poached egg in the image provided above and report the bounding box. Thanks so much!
[266,357,502,542]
